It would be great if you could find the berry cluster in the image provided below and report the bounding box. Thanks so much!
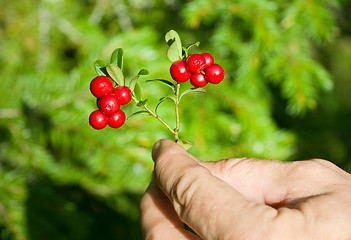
[89,76,132,130]
[170,53,224,87]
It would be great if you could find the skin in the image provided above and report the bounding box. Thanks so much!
[140,139,351,240]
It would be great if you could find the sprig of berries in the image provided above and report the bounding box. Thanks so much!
[89,75,131,129]
[88,30,225,147]
[170,53,224,87]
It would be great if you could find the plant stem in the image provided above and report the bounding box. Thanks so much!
[132,96,176,135]
[174,83,180,142]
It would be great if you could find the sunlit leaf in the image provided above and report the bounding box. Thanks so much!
[155,95,176,114]
[165,30,182,62]
[110,48,123,69]
[179,88,206,101]
[138,69,149,75]
[106,64,124,86]
[146,79,175,92]
[137,99,148,107]
[94,60,107,76]
[126,110,150,121]
[134,83,142,101]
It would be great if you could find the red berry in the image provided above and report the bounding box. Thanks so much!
[190,73,207,87]
[108,109,126,128]
[89,110,108,130]
[170,60,192,82]
[90,76,114,98]
[98,93,120,115]
[186,54,206,73]
[113,86,132,105]
[205,64,224,84]
[201,53,214,68]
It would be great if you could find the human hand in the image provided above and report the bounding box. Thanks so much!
[140,139,351,240]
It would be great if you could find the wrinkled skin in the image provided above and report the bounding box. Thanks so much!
[140,139,351,240]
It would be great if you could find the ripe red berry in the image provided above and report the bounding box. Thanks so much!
[190,73,207,88]
[205,64,225,84]
[201,53,214,68]
[113,86,132,105]
[108,109,126,128]
[98,93,120,115]
[90,76,114,98]
[89,110,108,130]
[170,60,192,82]
[186,54,206,73]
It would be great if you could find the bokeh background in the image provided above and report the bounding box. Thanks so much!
[1,0,351,239]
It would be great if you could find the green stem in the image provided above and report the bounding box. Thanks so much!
[132,96,176,135]
[174,83,180,142]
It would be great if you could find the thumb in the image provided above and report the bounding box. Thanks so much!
[152,139,277,239]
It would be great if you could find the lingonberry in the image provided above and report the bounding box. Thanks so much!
[170,60,192,82]
[201,53,214,68]
[98,93,120,115]
[205,64,225,84]
[90,76,114,98]
[113,86,132,105]
[89,110,108,130]
[190,73,207,88]
[108,109,126,128]
[186,54,206,73]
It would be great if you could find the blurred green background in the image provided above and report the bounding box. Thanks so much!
[0,0,350,239]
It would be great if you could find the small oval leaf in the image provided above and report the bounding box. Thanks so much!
[134,83,142,101]
[179,88,206,101]
[110,48,123,69]
[94,60,108,76]
[137,99,148,107]
[106,64,124,86]
[126,110,150,121]
[146,79,176,92]
[165,30,183,62]
[138,69,149,75]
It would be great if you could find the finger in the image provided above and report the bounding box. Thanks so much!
[201,157,351,206]
[140,176,200,240]
[152,139,278,239]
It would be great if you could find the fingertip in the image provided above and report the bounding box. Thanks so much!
[152,139,186,162]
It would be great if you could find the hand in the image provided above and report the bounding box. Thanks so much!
[140,139,351,240]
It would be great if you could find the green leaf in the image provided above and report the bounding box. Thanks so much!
[133,83,142,101]
[138,69,149,75]
[183,42,200,57]
[106,64,124,86]
[177,139,193,150]
[126,110,150,121]
[146,79,175,92]
[137,99,148,107]
[94,60,108,76]
[129,69,149,92]
[179,88,206,101]
[165,30,182,62]
[110,48,123,69]
[185,42,200,50]
[155,95,176,114]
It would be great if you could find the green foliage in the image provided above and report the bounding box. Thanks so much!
[0,0,350,239]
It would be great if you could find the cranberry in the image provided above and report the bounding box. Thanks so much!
[113,86,132,105]
[108,109,126,128]
[186,54,206,73]
[98,93,120,115]
[190,73,207,87]
[201,53,214,68]
[205,64,224,84]
[89,110,108,130]
[170,60,192,82]
[90,76,114,98]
